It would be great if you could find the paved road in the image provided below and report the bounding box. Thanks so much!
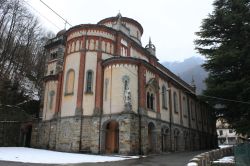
[0,151,204,166]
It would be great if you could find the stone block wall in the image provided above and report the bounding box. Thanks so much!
[31,111,217,155]
[81,116,93,152]
[187,147,234,166]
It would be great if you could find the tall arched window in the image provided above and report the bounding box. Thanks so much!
[65,69,75,95]
[162,85,168,109]
[191,101,195,120]
[173,92,178,113]
[182,96,188,117]
[147,92,155,110]
[183,96,188,117]
[150,93,154,110]
[86,70,93,93]
[147,92,150,109]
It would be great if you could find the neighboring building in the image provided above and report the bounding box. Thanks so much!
[31,13,217,155]
[216,118,243,145]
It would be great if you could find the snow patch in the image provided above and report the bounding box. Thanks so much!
[187,162,198,166]
[213,156,235,164]
[0,147,138,164]
[219,145,233,148]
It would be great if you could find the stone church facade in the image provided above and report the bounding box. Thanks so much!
[31,14,217,155]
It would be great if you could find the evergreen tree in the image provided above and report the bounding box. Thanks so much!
[195,0,250,135]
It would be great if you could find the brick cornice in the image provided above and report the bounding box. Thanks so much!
[65,24,158,62]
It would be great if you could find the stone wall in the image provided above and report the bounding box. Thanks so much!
[31,111,217,155]
[187,147,234,166]
[31,117,81,152]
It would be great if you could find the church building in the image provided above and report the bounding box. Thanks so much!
[31,14,217,155]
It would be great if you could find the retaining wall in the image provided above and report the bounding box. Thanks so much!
[187,147,234,166]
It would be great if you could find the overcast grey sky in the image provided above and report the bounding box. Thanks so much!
[27,0,214,62]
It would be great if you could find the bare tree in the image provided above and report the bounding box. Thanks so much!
[0,0,54,104]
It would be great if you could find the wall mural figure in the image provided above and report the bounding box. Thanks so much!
[123,75,132,111]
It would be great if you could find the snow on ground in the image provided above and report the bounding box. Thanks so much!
[213,156,235,164]
[187,162,198,166]
[219,145,233,148]
[0,147,138,164]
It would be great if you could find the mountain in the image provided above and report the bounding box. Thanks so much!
[162,56,208,94]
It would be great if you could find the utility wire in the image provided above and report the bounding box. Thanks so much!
[24,0,61,30]
[200,94,250,105]
[40,0,72,27]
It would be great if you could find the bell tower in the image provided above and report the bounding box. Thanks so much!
[42,30,66,120]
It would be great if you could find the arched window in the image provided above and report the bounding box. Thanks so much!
[147,92,154,110]
[183,96,188,117]
[162,85,168,109]
[191,101,195,120]
[173,92,178,113]
[49,90,55,109]
[65,69,75,95]
[150,93,154,110]
[147,92,150,109]
[86,70,93,93]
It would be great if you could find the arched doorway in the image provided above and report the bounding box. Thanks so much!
[161,127,169,152]
[190,132,196,150]
[148,122,156,152]
[20,124,32,147]
[183,131,189,151]
[105,120,119,154]
[173,128,180,151]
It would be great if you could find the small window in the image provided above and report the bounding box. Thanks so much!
[229,129,233,133]
[50,52,57,59]
[86,70,93,93]
[50,70,54,75]
[219,130,223,136]
[173,92,178,113]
